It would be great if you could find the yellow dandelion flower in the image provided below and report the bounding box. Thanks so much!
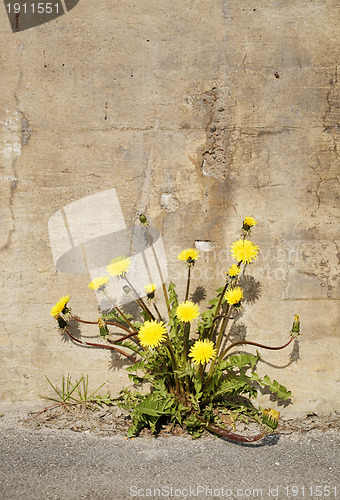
[227,264,241,277]
[106,255,131,277]
[88,277,109,290]
[97,318,109,337]
[138,320,167,348]
[189,339,217,365]
[145,283,157,295]
[50,295,70,318]
[176,301,200,323]
[262,408,280,430]
[97,318,106,329]
[225,287,243,305]
[291,314,300,337]
[177,248,199,264]
[231,239,259,264]
[243,217,257,227]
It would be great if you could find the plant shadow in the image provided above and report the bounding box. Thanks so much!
[239,275,262,304]
[190,286,207,304]
[109,350,136,371]
[60,317,82,343]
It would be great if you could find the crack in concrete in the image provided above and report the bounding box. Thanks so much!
[321,67,339,178]
[1,171,18,248]
[133,147,155,216]
[307,158,340,216]
[0,65,31,253]
[323,66,338,127]
[199,87,302,182]
[19,111,31,147]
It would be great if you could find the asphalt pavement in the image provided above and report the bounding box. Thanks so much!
[0,417,339,500]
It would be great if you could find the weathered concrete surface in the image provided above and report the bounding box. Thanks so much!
[0,1,339,414]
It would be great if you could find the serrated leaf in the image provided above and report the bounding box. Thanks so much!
[168,281,178,307]
[115,341,144,356]
[249,373,291,401]
[126,360,146,372]
[194,378,202,397]
[175,363,195,379]
[220,353,259,371]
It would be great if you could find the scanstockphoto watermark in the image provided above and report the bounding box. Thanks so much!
[130,485,265,498]
[169,244,300,267]
[129,485,338,498]
[4,0,80,32]
[169,244,300,283]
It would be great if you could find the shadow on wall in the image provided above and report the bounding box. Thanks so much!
[48,189,168,311]
[5,0,80,32]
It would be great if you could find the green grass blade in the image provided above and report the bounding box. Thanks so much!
[45,375,64,401]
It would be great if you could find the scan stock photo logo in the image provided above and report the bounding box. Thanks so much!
[48,189,168,311]
[4,0,80,32]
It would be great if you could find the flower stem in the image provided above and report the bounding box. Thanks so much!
[185,265,191,302]
[198,363,205,382]
[205,357,217,388]
[218,263,243,339]
[164,334,181,395]
[124,277,155,320]
[105,321,136,334]
[196,414,268,443]
[144,226,171,319]
[215,304,231,354]
[70,316,98,325]
[182,322,191,396]
[213,311,239,323]
[219,336,294,359]
[205,305,233,385]
[113,330,139,343]
[103,291,137,333]
[182,322,190,364]
[207,281,230,341]
[71,315,132,335]
[63,327,135,362]
[153,303,163,321]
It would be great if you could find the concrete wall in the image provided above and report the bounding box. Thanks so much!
[0,0,339,415]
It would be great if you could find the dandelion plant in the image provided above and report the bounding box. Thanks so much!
[51,217,300,441]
